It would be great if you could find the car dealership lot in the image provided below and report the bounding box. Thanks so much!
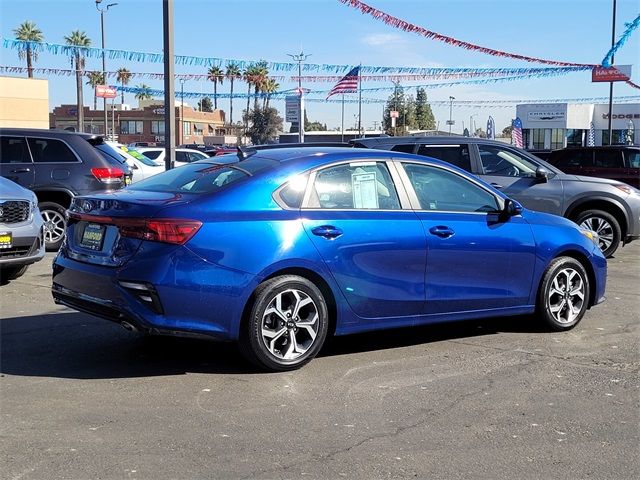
[1,248,638,479]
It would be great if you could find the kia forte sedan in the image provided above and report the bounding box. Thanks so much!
[52,147,606,371]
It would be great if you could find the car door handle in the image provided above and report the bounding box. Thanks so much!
[490,182,503,189]
[10,168,31,173]
[311,225,343,239]
[429,226,455,238]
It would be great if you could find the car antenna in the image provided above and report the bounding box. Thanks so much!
[237,145,257,161]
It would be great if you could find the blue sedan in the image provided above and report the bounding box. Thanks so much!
[52,147,607,371]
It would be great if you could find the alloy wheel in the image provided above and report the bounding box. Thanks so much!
[546,267,586,324]
[260,288,319,361]
[579,216,613,252]
[41,210,66,244]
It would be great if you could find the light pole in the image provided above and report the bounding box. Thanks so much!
[287,51,311,143]
[180,78,185,145]
[95,0,117,138]
[607,0,617,145]
[448,96,455,134]
[470,114,477,137]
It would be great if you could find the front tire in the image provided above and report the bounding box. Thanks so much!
[39,201,67,251]
[537,256,590,331]
[0,264,29,282]
[240,275,329,372]
[574,209,621,258]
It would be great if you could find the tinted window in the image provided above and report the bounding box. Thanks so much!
[175,151,188,163]
[0,136,31,164]
[28,138,77,163]
[551,150,593,169]
[390,144,415,154]
[594,150,623,168]
[130,157,276,194]
[478,145,538,177]
[416,145,471,171]
[94,144,128,166]
[308,162,400,210]
[143,150,162,160]
[403,163,499,213]
[625,151,640,168]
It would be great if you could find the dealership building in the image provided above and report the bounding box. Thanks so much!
[516,103,638,150]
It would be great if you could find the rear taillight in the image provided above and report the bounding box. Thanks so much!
[91,167,124,184]
[118,219,202,245]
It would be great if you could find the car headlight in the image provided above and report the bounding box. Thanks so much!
[613,184,639,195]
[580,228,599,245]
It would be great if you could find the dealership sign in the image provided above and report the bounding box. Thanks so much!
[96,85,117,98]
[285,96,299,122]
[527,110,566,121]
[591,65,632,83]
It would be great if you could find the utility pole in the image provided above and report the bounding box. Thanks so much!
[607,0,617,145]
[163,0,175,170]
[95,0,117,138]
[287,51,311,143]
[448,96,455,134]
[180,78,185,146]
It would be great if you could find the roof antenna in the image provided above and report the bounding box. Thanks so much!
[237,145,257,161]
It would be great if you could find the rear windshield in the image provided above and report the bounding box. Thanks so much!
[126,148,161,166]
[129,157,278,194]
[94,143,129,167]
[142,150,162,160]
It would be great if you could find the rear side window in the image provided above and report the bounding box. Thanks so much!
[416,145,471,171]
[143,150,162,160]
[625,151,640,168]
[27,138,77,163]
[594,150,624,168]
[0,136,31,163]
[551,150,593,168]
[391,144,415,154]
[130,157,277,194]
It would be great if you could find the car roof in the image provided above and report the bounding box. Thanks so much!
[0,127,99,140]
[351,135,515,147]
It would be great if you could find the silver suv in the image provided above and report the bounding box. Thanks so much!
[0,177,45,281]
[353,136,640,257]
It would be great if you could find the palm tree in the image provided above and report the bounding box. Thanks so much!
[86,71,105,110]
[243,65,258,129]
[116,68,132,104]
[252,61,269,110]
[134,84,152,102]
[225,62,241,125]
[13,21,43,78]
[207,66,223,110]
[64,30,91,132]
[263,78,279,109]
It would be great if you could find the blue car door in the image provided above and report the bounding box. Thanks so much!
[399,161,537,314]
[301,160,426,319]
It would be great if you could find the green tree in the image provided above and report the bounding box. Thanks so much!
[134,83,152,102]
[415,87,436,130]
[502,125,513,137]
[225,62,241,125]
[244,106,283,144]
[86,71,105,110]
[13,21,43,78]
[198,97,213,112]
[207,66,223,110]
[262,78,279,109]
[116,67,132,104]
[64,30,91,132]
[474,128,487,138]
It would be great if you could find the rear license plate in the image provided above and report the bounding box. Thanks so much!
[80,223,105,251]
[0,232,12,249]
[125,175,132,186]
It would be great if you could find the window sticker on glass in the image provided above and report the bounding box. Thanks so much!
[352,171,379,209]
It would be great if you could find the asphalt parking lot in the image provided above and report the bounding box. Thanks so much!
[1,245,639,480]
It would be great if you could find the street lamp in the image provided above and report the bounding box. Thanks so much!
[448,96,455,134]
[470,114,478,137]
[95,0,118,139]
[180,78,185,145]
[287,51,311,143]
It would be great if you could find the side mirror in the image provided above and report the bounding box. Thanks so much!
[503,198,523,217]
[535,166,550,182]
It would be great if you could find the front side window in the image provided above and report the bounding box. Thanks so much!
[478,145,538,177]
[307,162,400,210]
[416,145,471,171]
[0,136,31,164]
[402,163,499,213]
[594,150,624,168]
[27,138,77,163]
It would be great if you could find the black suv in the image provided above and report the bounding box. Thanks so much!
[546,146,640,188]
[353,136,640,257]
[0,128,132,250]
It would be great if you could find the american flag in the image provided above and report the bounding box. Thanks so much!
[511,117,523,148]
[326,66,360,99]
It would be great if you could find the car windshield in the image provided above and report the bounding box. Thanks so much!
[129,157,277,194]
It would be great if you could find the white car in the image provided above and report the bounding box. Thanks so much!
[106,142,164,183]
[137,147,209,167]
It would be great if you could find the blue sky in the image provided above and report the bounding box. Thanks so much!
[1,0,639,133]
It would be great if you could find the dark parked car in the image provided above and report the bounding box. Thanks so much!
[353,136,640,258]
[52,147,606,371]
[0,128,132,250]
[546,146,640,189]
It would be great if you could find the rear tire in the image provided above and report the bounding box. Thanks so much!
[0,264,29,282]
[573,209,621,258]
[537,256,590,331]
[39,201,67,251]
[239,275,329,372]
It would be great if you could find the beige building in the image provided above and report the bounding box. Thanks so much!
[0,76,49,129]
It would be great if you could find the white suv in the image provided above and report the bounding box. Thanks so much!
[136,147,209,167]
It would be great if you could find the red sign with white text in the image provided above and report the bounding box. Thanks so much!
[96,85,117,98]
[592,65,632,83]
